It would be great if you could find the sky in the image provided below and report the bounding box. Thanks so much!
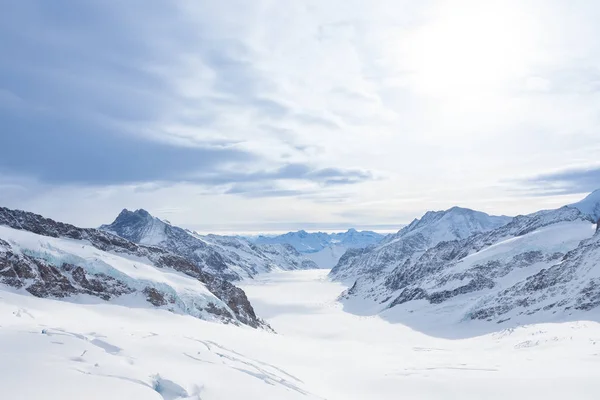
[1,0,600,233]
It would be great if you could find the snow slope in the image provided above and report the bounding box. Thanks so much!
[569,189,600,222]
[303,244,349,269]
[2,270,600,399]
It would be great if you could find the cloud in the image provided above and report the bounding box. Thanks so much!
[202,163,371,184]
[2,0,600,230]
[225,183,305,198]
[0,0,372,190]
[523,166,600,195]
[0,0,295,154]
[0,108,255,185]
[1,102,373,189]
[0,89,25,109]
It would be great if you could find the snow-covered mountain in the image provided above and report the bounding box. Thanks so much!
[253,228,384,268]
[2,201,600,399]
[101,209,318,281]
[0,207,266,329]
[335,191,600,328]
[255,230,331,253]
[255,229,383,253]
[569,189,600,221]
[330,207,512,282]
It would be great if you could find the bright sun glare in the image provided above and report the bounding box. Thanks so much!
[402,1,539,99]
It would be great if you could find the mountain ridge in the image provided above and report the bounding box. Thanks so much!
[334,190,600,331]
[253,229,384,253]
[330,206,512,282]
[0,206,267,329]
[101,208,319,281]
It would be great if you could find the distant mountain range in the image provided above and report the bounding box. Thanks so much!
[332,189,600,329]
[252,229,385,268]
[1,189,600,332]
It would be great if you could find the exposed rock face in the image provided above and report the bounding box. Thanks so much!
[101,209,317,280]
[0,207,266,329]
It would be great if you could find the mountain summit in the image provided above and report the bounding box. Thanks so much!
[331,207,512,282]
[382,207,512,247]
[102,208,166,245]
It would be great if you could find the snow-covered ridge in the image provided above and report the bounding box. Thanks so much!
[253,228,384,253]
[334,190,600,328]
[569,189,600,222]
[101,209,318,281]
[381,206,512,248]
[330,207,512,282]
[0,207,266,329]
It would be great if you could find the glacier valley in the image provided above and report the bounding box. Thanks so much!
[1,190,600,399]
[2,269,600,399]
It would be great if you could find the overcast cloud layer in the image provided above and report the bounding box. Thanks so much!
[1,0,600,232]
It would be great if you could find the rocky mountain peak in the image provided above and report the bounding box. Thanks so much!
[115,208,153,222]
[101,208,164,245]
[397,206,512,241]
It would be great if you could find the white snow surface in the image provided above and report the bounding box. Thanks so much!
[303,244,349,269]
[2,269,600,399]
[570,189,600,221]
